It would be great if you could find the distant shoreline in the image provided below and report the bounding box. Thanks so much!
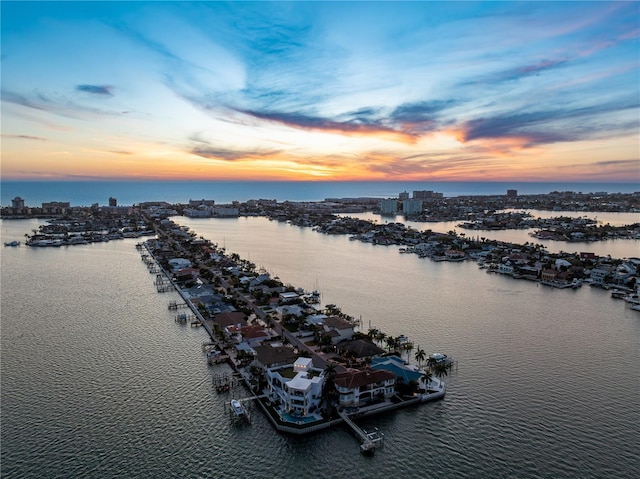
[2,180,638,207]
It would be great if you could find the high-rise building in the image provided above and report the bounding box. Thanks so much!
[413,190,443,200]
[380,198,398,215]
[506,189,518,198]
[402,198,423,215]
[399,191,409,200]
[109,197,117,206]
[12,197,25,209]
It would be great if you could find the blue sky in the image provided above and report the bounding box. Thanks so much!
[1,1,638,181]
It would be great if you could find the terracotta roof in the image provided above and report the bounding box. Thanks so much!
[334,368,395,389]
[242,326,269,339]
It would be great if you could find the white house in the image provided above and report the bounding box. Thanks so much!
[498,261,514,275]
[266,357,324,416]
[279,292,299,303]
[322,316,355,345]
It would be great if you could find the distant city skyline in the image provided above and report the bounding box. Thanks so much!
[1,1,638,182]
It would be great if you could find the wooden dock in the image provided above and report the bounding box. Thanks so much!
[168,300,189,310]
[338,410,384,455]
[175,313,196,323]
[154,274,173,293]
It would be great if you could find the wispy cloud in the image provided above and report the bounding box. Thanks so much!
[189,134,281,162]
[236,108,419,143]
[1,133,48,141]
[458,98,640,146]
[76,84,113,96]
[464,58,569,85]
[1,89,123,119]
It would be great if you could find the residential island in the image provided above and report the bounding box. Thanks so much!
[139,215,453,453]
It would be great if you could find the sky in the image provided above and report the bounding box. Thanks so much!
[1,1,639,182]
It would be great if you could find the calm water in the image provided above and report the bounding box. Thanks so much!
[2,216,640,479]
[2,180,638,206]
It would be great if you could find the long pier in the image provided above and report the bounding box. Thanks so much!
[338,410,384,454]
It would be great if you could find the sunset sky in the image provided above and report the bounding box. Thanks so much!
[1,1,639,182]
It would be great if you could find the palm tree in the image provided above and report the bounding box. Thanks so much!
[427,355,438,370]
[385,336,397,352]
[403,341,414,363]
[321,363,339,418]
[434,363,449,380]
[414,347,426,367]
[324,362,337,377]
[422,370,433,389]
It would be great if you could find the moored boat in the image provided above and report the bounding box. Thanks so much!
[230,399,245,417]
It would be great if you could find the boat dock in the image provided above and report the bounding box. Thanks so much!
[168,300,189,310]
[154,274,173,293]
[338,410,384,455]
[175,312,197,323]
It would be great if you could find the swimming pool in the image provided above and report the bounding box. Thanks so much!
[279,411,321,424]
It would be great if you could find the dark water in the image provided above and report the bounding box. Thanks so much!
[2,217,639,479]
[2,180,638,206]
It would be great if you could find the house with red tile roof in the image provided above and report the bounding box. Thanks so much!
[333,368,396,406]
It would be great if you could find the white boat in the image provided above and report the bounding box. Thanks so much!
[230,399,245,417]
[611,289,628,299]
[429,352,453,366]
[624,294,640,305]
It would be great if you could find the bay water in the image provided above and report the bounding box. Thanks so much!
[2,214,639,478]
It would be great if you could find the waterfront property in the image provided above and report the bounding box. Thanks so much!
[334,368,396,407]
[266,357,325,419]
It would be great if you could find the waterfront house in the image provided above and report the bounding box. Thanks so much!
[168,258,191,271]
[305,314,328,327]
[336,339,385,360]
[614,261,638,284]
[235,324,272,347]
[322,316,355,345]
[333,368,396,406]
[175,267,200,280]
[445,249,466,261]
[253,343,299,370]
[498,261,515,275]
[277,304,305,319]
[371,355,423,383]
[508,252,529,264]
[213,311,248,329]
[590,267,613,285]
[266,357,324,416]
[541,269,559,282]
[279,292,300,303]
[248,273,272,290]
